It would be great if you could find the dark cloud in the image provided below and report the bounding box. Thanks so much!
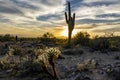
[39,0,59,6]
[65,0,118,12]
[36,14,63,21]
[75,23,120,30]
[0,5,22,14]
[0,18,10,23]
[75,24,97,29]
[76,19,120,24]
[11,0,38,9]
[93,27,120,32]
[85,1,118,6]
[65,0,85,11]
[96,13,120,18]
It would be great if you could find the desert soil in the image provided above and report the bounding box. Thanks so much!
[0,47,120,80]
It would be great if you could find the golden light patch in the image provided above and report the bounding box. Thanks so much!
[61,27,78,37]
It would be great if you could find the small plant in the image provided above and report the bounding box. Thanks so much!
[40,32,56,46]
[45,48,61,59]
[73,32,90,46]
[0,34,14,42]
[0,47,61,79]
[90,37,110,51]
[77,59,97,72]
[8,45,25,56]
[35,47,61,79]
[11,61,42,77]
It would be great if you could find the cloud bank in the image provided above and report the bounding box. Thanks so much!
[0,0,120,37]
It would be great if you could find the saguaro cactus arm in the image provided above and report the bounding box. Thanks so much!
[65,12,68,24]
[68,2,71,20]
[72,13,75,28]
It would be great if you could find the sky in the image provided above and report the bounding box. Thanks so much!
[0,0,120,37]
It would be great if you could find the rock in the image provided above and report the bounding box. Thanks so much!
[114,62,120,67]
[63,49,74,55]
[83,76,91,80]
[77,63,86,71]
[74,74,91,80]
[90,59,97,69]
[74,73,84,80]
[6,69,12,73]
[77,59,98,71]
[59,65,70,72]
[67,72,76,78]
[103,63,120,80]
[63,49,84,55]
[114,55,120,60]
[97,69,105,75]
[111,67,120,80]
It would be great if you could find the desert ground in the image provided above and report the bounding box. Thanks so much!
[0,40,120,80]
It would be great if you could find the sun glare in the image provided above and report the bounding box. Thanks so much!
[62,28,78,37]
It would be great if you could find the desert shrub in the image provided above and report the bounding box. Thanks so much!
[108,36,120,51]
[0,60,50,79]
[12,61,42,77]
[0,49,8,55]
[0,60,18,70]
[5,47,61,78]
[8,45,25,56]
[109,46,119,51]
[90,35,120,52]
[90,37,110,51]
[0,34,14,42]
[0,63,9,70]
[14,47,25,56]
[40,32,56,46]
[34,47,61,68]
[56,38,68,46]
[73,32,90,46]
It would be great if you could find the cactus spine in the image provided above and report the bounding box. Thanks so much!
[65,2,75,46]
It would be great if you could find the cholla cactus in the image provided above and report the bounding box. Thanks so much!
[34,48,44,57]
[4,46,15,64]
[8,46,14,56]
[46,48,61,59]
[37,48,61,64]
[35,47,61,79]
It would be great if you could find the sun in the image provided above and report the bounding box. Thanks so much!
[61,28,78,37]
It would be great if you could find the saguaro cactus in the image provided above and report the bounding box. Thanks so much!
[15,35,18,42]
[65,2,75,46]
